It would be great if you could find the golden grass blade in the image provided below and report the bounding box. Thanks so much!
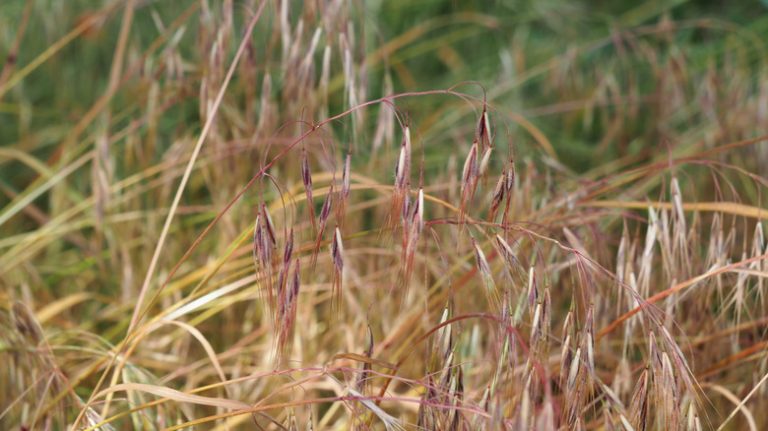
[35,292,92,324]
[583,200,768,220]
[92,383,250,410]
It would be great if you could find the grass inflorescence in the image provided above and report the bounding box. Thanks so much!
[1,1,768,430]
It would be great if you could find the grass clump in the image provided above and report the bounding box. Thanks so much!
[1,1,768,430]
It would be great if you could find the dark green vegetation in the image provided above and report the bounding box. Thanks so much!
[1,0,768,429]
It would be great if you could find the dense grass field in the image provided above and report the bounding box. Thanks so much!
[2,1,768,429]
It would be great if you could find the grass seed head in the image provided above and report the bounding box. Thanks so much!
[301,148,316,231]
[394,126,411,189]
[330,226,345,308]
[476,105,492,150]
[489,174,506,221]
[311,183,334,268]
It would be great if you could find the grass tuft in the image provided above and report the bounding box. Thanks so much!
[2,1,768,429]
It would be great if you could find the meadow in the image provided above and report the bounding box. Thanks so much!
[1,0,768,429]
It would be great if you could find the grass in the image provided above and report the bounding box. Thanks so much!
[1,0,768,429]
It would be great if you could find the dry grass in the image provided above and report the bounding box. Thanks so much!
[1,1,768,430]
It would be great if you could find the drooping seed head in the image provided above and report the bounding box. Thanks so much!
[476,106,492,150]
[505,160,515,192]
[461,142,479,194]
[489,175,506,220]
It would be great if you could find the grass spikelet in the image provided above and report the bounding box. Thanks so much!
[447,365,465,430]
[311,183,334,268]
[471,236,499,309]
[488,173,505,222]
[567,347,582,393]
[278,227,294,285]
[560,333,573,390]
[415,186,425,232]
[527,266,538,311]
[276,256,300,359]
[476,103,492,151]
[336,152,352,227]
[583,306,595,375]
[401,187,424,287]
[530,302,542,347]
[417,375,439,429]
[437,303,453,359]
[300,147,316,232]
[330,225,345,310]
[392,125,411,225]
[501,157,516,223]
[459,141,479,222]
[564,345,585,427]
[537,288,551,352]
[494,234,522,282]
[629,368,650,431]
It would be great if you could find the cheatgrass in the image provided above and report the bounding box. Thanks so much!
[1,1,768,430]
